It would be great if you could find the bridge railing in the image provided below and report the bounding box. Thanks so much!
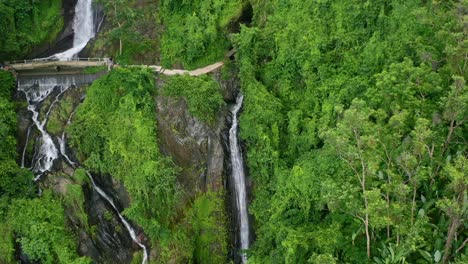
[11,58,110,64]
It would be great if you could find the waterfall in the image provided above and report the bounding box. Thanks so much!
[56,109,149,263]
[17,1,149,262]
[52,0,95,60]
[18,75,79,179]
[19,0,97,177]
[58,108,78,167]
[229,94,250,263]
[85,171,149,264]
[21,125,32,168]
[18,82,71,179]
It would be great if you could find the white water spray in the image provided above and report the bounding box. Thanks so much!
[85,171,149,264]
[18,0,96,175]
[56,109,149,263]
[18,1,149,261]
[21,125,32,168]
[52,0,95,60]
[229,94,250,263]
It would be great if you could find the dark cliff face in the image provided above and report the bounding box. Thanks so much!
[41,170,136,264]
[156,94,227,193]
[156,72,245,262]
[15,70,240,263]
[155,72,239,194]
[80,175,135,264]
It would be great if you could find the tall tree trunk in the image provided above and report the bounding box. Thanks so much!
[362,177,371,258]
[411,183,417,226]
[355,128,371,258]
[442,187,465,264]
[365,213,371,258]
[442,215,460,264]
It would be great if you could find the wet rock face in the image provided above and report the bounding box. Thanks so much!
[92,173,131,212]
[16,78,138,263]
[81,181,135,264]
[156,89,227,193]
[156,73,243,262]
[216,71,240,104]
[40,170,136,264]
[155,73,239,195]
[156,96,225,192]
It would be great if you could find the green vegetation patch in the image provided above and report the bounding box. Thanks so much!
[0,71,35,263]
[63,183,89,230]
[93,0,160,65]
[188,191,228,263]
[68,67,179,244]
[159,0,244,69]
[162,74,225,126]
[68,67,229,262]
[158,191,229,264]
[83,66,107,74]
[0,71,34,213]
[235,0,468,263]
[0,0,64,61]
[7,191,91,264]
[47,98,74,135]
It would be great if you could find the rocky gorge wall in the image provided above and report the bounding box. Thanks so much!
[14,71,140,263]
[14,68,241,263]
[155,70,243,262]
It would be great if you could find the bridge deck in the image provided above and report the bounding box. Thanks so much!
[9,58,224,76]
[148,62,224,76]
[10,60,107,71]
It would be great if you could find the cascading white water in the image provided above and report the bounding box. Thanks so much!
[21,125,32,168]
[229,94,250,263]
[55,107,149,264]
[58,134,76,167]
[18,1,149,262]
[19,82,73,180]
[85,171,149,264]
[52,0,95,60]
[58,108,78,167]
[19,0,96,175]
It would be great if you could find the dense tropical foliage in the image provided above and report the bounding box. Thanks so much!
[0,71,89,263]
[0,0,63,61]
[163,74,225,125]
[233,0,467,263]
[159,0,245,69]
[69,67,179,243]
[0,0,466,263]
[68,68,228,263]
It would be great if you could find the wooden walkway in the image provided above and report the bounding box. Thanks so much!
[147,62,224,76]
[9,58,108,71]
[9,58,224,76]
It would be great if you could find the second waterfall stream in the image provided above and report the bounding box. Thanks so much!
[229,94,250,263]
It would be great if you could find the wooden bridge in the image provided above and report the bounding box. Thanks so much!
[8,58,224,76]
[9,58,108,71]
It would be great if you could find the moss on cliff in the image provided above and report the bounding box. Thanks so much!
[0,0,64,61]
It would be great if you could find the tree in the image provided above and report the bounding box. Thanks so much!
[324,99,384,258]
